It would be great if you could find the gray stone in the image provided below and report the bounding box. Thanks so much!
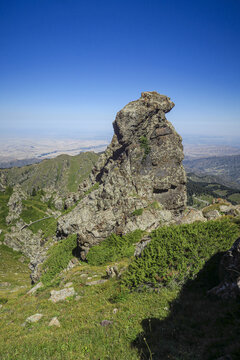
[86,279,107,286]
[48,317,61,327]
[25,313,43,323]
[57,92,187,259]
[64,282,73,288]
[106,266,119,278]
[66,258,80,271]
[49,287,76,303]
[27,282,43,295]
[100,320,113,327]
[204,209,221,220]
[134,236,151,257]
[179,209,206,224]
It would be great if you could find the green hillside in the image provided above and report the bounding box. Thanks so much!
[0,152,99,195]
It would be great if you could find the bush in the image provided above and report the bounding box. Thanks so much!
[86,230,144,265]
[123,219,239,288]
[41,234,77,285]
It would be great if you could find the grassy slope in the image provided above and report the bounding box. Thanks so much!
[0,219,240,360]
[0,152,99,194]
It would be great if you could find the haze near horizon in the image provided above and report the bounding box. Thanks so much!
[0,0,240,143]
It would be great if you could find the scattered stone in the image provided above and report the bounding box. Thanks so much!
[208,237,240,299]
[25,313,43,323]
[75,295,82,301]
[100,320,113,327]
[57,92,187,259]
[134,236,151,257]
[0,282,11,287]
[64,282,73,288]
[204,209,221,220]
[27,282,43,295]
[106,266,119,278]
[18,256,26,263]
[66,258,80,271]
[179,209,206,224]
[49,287,76,303]
[87,277,92,280]
[0,304,3,309]
[48,317,61,327]
[113,308,118,314]
[86,279,108,286]
[0,229,2,235]
[80,273,88,278]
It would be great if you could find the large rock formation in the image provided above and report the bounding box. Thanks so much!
[57,92,187,259]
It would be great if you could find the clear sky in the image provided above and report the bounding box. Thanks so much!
[0,0,240,142]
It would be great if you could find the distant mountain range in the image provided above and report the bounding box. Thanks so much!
[183,154,240,188]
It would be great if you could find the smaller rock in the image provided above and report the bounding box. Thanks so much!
[26,313,43,323]
[64,282,73,288]
[106,266,119,278]
[0,282,11,287]
[80,273,88,278]
[75,295,82,301]
[100,320,113,327]
[86,279,107,286]
[18,256,26,263]
[113,308,118,314]
[204,209,221,220]
[0,229,2,235]
[66,258,80,271]
[48,317,61,327]
[134,236,151,257]
[27,282,43,295]
[0,304,3,309]
[179,209,206,224]
[49,287,76,303]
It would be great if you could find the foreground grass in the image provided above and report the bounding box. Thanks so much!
[0,218,239,360]
[0,259,177,360]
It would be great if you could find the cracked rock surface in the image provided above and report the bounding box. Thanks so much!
[57,92,187,259]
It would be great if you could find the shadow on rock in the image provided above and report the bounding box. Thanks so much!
[132,253,240,360]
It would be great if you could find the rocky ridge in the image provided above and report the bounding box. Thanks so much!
[57,92,187,259]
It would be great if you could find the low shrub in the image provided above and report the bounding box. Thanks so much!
[123,219,239,288]
[87,230,144,265]
[41,234,77,285]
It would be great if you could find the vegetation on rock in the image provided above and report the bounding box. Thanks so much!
[87,230,144,265]
[123,219,239,288]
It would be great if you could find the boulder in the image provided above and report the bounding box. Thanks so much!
[57,92,187,259]
[48,317,61,327]
[179,209,206,224]
[204,209,221,220]
[25,313,43,323]
[27,282,43,295]
[49,287,76,303]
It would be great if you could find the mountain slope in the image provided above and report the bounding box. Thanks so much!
[184,154,240,187]
[0,152,99,195]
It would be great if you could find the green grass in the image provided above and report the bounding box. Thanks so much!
[40,234,78,285]
[0,187,13,230]
[86,230,144,265]
[123,219,239,288]
[228,193,240,204]
[0,218,240,359]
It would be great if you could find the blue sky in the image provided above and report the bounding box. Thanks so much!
[0,0,240,142]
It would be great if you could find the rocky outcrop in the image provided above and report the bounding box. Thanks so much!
[57,92,187,259]
[208,238,240,299]
[6,185,27,224]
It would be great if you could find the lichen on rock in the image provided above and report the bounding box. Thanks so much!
[57,92,187,259]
